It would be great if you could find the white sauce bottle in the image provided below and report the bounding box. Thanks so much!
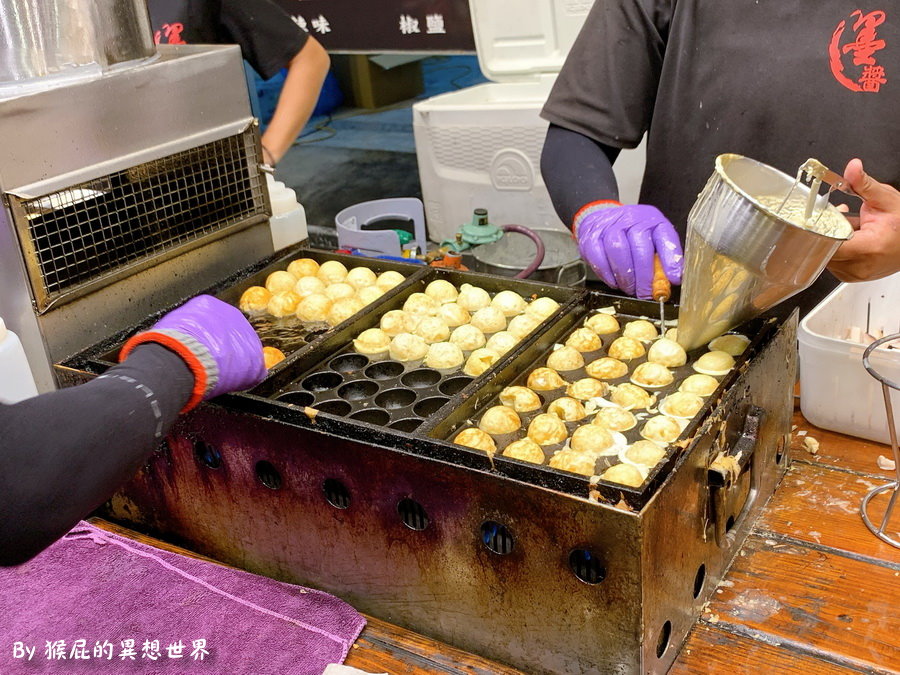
[0,317,39,404]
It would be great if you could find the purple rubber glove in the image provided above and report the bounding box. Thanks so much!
[574,201,684,299]
[120,295,266,411]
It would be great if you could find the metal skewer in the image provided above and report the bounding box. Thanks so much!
[860,333,900,548]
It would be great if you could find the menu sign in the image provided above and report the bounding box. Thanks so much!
[272,0,476,52]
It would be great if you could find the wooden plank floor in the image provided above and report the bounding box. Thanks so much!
[94,411,900,673]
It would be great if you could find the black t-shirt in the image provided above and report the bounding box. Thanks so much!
[147,0,309,79]
[542,1,900,235]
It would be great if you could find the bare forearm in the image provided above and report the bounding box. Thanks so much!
[261,37,330,164]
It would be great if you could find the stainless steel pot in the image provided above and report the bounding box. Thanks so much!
[470,227,586,286]
[0,0,155,91]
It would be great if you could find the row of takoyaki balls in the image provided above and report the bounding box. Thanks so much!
[351,279,562,376]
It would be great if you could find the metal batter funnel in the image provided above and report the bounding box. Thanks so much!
[677,154,853,352]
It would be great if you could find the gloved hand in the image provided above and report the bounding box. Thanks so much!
[574,201,684,299]
[120,295,266,412]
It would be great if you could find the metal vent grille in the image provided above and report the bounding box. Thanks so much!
[11,128,268,311]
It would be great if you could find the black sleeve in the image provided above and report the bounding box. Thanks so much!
[0,344,193,566]
[540,0,674,149]
[219,0,310,79]
[541,123,622,226]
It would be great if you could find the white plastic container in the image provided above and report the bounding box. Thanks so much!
[266,173,308,251]
[0,317,39,404]
[799,274,900,444]
[413,0,647,243]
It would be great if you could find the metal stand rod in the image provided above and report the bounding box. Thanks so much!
[860,334,900,549]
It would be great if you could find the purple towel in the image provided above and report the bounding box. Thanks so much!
[0,522,365,674]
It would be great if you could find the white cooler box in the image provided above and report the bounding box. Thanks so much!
[413,0,647,244]
[799,273,900,445]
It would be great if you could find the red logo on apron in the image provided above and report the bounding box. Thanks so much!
[829,10,888,92]
[154,23,187,45]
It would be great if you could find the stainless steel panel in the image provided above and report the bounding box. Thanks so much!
[0,45,251,193]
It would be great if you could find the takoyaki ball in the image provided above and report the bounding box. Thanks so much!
[380,309,419,337]
[357,286,384,306]
[665,327,679,341]
[415,317,451,344]
[485,331,519,356]
[326,297,364,326]
[549,449,598,477]
[491,290,527,317]
[376,270,406,292]
[708,333,750,356]
[463,348,501,377]
[546,345,585,372]
[506,313,543,340]
[525,296,561,321]
[287,257,319,278]
[353,328,391,356]
[424,341,465,370]
[317,260,349,284]
[263,346,286,369]
[424,279,459,304]
[346,266,377,290]
[623,319,659,342]
[470,306,507,334]
[640,415,683,444]
[570,424,614,454]
[239,286,271,313]
[659,392,704,419]
[630,362,674,388]
[295,293,332,322]
[499,386,543,413]
[454,428,496,454]
[679,374,720,397]
[389,333,429,362]
[586,357,629,380]
[566,327,603,353]
[592,406,637,432]
[502,438,545,464]
[479,405,522,435]
[324,282,356,301]
[608,336,646,361]
[547,396,587,422]
[267,291,301,318]
[566,378,609,401]
[526,367,567,391]
[449,324,486,351]
[647,338,687,367]
[293,276,327,299]
[692,350,735,376]
[527,413,568,445]
[403,292,440,317]
[600,463,644,487]
[456,283,491,312]
[610,383,654,410]
[438,303,471,328]
[625,440,667,466]
[585,312,620,335]
[265,270,297,294]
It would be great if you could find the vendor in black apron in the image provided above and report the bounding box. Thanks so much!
[540,1,900,305]
[0,297,266,566]
[148,0,330,166]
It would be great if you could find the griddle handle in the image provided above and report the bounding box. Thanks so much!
[709,405,766,548]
